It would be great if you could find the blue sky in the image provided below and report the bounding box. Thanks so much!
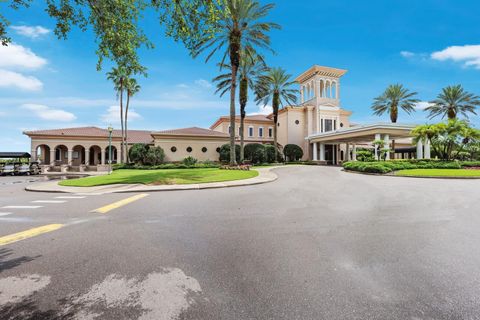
[1,0,480,151]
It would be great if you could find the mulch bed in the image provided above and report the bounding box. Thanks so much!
[220,165,251,171]
[464,166,480,170]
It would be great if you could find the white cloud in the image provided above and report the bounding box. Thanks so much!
[0,43,47,69]
[0,69,43,91]
[400,51,415,58]
[101,105,142,123]
[21,104,76,121]
[248,104,273,116]
[431,45,480,69]
[11,25,50,39]
[414,101,434,110]
[194,79,213,89]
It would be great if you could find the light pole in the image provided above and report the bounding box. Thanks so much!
[108,125,113,174]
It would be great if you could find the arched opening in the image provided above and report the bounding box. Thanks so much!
[72,145,86,166]
[104,146,118,164]
[35,144,51,165]
[89,145,102,165]
[331,81,337,99]
[54,145,68,165]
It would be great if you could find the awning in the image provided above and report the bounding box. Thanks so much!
[0,152,31,158]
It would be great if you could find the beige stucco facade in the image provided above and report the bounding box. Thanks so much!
[24,64,426,171]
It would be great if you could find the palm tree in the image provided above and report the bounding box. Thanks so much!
[255,67,297,161]
[371,84,419,123]
[425,85,480,120]
[212,55,268,162]
[107,66,128,163]
[193,0,279,165]
[124,77,141,162]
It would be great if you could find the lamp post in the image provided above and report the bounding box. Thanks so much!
[108,125,113,174]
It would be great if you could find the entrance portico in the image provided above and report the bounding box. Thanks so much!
[308,123,427,163]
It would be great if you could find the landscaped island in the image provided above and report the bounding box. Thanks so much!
[59,168,259,187]
[343,160,480,178]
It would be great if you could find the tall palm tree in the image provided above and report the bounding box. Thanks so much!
[255,67,297,161]
[124,77,141,162]
[107,66,128,163]
[371,84,419,123]
[193,0,279,165]
[212,55,268,162]
[425,84,480,120]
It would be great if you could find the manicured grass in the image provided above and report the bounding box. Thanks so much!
[59,168,259,187]
[395,169,480,177]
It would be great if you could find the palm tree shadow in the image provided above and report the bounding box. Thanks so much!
[0,248,41,273]
[0,298,76,320]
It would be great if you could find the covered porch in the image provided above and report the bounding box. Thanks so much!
[307,123,429,164]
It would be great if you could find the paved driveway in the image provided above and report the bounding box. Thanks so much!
[1,166,480,319]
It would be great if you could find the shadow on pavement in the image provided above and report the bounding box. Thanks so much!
[0,248,41,273]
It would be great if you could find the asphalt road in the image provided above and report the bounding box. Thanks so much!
[1,166,480,320]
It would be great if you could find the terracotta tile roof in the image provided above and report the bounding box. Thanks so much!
[152,127,229,137]
[23,126,154,144]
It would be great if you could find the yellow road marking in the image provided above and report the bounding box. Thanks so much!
[0,224,64,246]
[91,193,149,214]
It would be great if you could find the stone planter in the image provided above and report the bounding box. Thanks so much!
[60,165,70,173]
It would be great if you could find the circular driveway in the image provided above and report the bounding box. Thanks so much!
[2,165,480,319]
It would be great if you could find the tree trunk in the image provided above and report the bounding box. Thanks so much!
[239,78,248,163]
[390,103,398,123]
[125,92,130,163]
[448,108,456,120]
[228,31,240,165]
[273,92,280,162]
[119,79,124,164]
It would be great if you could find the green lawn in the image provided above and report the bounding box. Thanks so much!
[59,168,259,187]
[395,169,480,177]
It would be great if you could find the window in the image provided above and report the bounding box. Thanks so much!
[238,127,242,135]
[55,149,61,161]
[268,127,273,138]
[248,126,254,137]
[171,146,177,152]
[186,147,192,153]
[202,147,207,153]
[258,127,264,137]
[340,122,344,128]
[324,119,333,132]
[295,120,300,125]
[216,147,221,153]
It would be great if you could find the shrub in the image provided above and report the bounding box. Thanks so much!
[182,156,198,166]
[244,143,266,164]
[356,149,374,162]
[143,146,165,165]
[129,143,149,164]
[343,159,466,174]
[265,144,283,163]
[283,144,303,161]
[219,143,241,163]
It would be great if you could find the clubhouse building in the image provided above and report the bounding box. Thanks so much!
[24,65,430,172]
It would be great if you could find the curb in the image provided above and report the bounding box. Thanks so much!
[342,169,480,179]
[25,166,287,194]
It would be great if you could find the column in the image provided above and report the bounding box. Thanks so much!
[30,148,37,162]
[312,142,318,161]
[85,148,90,166]
[352,145,357,161]
[50,149,55,165]
[336,81,339,99]
[101,148,106,165]
[416,140,424,159]
[374,133,381,160]
[67,149,73,166]
[320,143,325,161]
[300,87,304,103]
[321,118,325,133]
[383,134,390,160]
[424,139,431,159]
[346,143,350,161]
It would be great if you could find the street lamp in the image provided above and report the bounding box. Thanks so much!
[108,125,113,174]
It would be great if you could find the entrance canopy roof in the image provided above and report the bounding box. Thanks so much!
[307,123,415,144]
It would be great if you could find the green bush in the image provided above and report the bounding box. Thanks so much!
[182,156,198,166]
[356,149,375,162]
[283,144,304,161]
[244,143,266,164]
[265,144,283,163]
[128,143,149,164]
[219,143,241,163]
[343,159,467,174]
[112,162,220,170]
[143,146,165,165]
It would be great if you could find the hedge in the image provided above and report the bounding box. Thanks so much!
[112,162,220,170]
[343,159,471,174]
